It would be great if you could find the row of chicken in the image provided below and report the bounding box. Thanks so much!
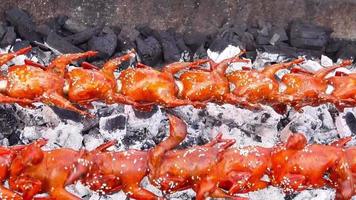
[0,114,354,200]
[0,47,355,116]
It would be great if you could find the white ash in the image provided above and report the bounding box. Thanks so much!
[293,189,336,200]
[248,187,285,200]
[0,45,355,200]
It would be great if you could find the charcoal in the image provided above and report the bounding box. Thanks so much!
[101,114,126,132]
[50,106,83,122]
[194,44,208,59]
[269,26,288,45]
[8,131,21,145]
[36,24,52,37]
[290,21,331,50]
[174,33,190,53]
[183,30,207,53]
[257,20,272,36]
[297,48,323,59]
[31,47,54,65]
[240,32,256,51]
[136,36,162,66]
[46,31,83,53]
[5,8,41,42]
[155,29,181,63]
[336,43,356,59]
[0,106,24,137]
[56,15,68,27]
[345,112,356,134]
[13,40,30,51]
[133,106,158,119]
[256,35,270,45]
[88,27,117,60]
[63,18,88,33]
[117,33,136,51]
[245,51,257,60]
[135,25,155,38]
[0,24,6,40]
[209,28,243,52]
[65,24,104,45]
[0,26,16,47]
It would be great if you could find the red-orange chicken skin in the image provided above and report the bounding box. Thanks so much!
[179,55,260,110]
[327,72,356,108]
[65,51,147,109]
[1,48,97,115]
[270,133,353,200]
[227,58,304,104]
[8,141,114,200]
[281,60,352,110]
[0,141,45,200]
[148,115,235,197]
[0,47,35,106]
[196,146,272,200]
[120,60,208,108]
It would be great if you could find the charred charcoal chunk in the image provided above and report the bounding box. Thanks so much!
[0,24,6,40]
[63,18,88,34]
[345,112,356,134]
[65,24,104,45]
[5,8,41,42]
[136,36,162,66]
[155,29,181,63]
[117,33,136,52]
[46,31,83,53]
[290,21,331,50]
[101,114,126,132]
[183,30,207,53]
[13,40,30,51]
[0,26,16,47]
[336,43,356,60]
[88,27,117,60]
[209,27,244,52]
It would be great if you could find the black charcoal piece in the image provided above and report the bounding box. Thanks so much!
[13,40,30,51]
[0,24,6,40]
[46,31,83,53]
[183,30,207,53]
[63,18,88,33]
[290,21,331,50]
[88,27,117,60]
[156,29,181,63]
[102,114,126,132]
[0,26,16,47]
[336,43,356,59]
[136,36,162,66]
[65,24,104,45]
[345,112,356,134]
[5,8,41,42]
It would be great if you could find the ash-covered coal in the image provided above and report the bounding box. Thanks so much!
[0,43,355,200]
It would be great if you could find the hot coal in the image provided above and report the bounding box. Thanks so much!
[290,21,331,50]
[65,24,104,45]
[136,35,162,66]
[46,31,83,53]
[5,8,41,43]
[88,27,117,60]
[0,26,16,47]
